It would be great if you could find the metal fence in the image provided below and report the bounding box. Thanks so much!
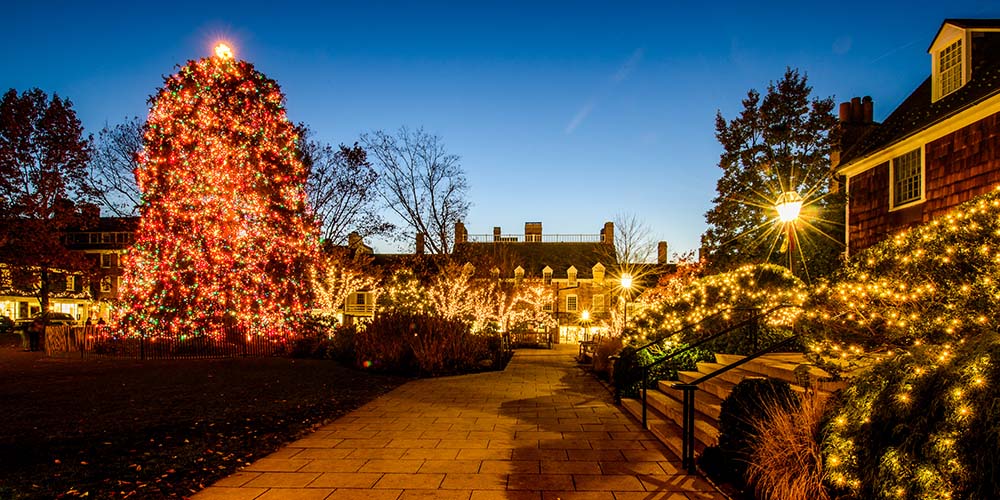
[44,325,294,360]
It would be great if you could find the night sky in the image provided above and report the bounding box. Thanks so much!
[4,1,999,255]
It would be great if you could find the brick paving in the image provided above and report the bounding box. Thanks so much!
[193,344,725,500]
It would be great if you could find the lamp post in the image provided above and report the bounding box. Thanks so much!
[775,191,803,276]
[620,273,633,334]
[581,309,590,341]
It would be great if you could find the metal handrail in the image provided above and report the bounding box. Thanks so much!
[614,308,755,402]
[630,307,756,357]
[631,303,802,453]
[675,334,802,473]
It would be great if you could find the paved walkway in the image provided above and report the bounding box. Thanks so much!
[194,344,724,500]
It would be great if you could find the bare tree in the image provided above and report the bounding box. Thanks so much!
[361,127,469,254]
[613,212,656,265]
[300,128,392,244]
[91,117,143,216]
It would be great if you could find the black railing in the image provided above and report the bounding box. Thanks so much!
[615,303,803,474]
[674,334,801,473]
[45,325,294,360]
[614,307,758,403]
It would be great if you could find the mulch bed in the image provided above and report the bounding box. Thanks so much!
[0,344,408,499]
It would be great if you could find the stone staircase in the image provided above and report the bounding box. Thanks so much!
[620,352,843,462]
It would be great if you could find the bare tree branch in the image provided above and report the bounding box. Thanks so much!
[361,127,469,254]
[300,127,392,244]
[90,117,142,216]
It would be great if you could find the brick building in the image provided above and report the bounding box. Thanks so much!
[834,19,1000,255]
[0,217,137,323]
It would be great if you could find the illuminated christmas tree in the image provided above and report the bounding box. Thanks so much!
[120,43,318,338]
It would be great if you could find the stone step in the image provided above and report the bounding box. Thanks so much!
[656,380,723,421]
[713,353,836,388]
[621,398,716,460]
[623,392,718,446]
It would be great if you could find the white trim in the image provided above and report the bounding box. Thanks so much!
[888,146,926,211]
[838,92,1000,178]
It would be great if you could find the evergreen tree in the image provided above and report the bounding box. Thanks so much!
[120,45,318,337]
[701,68,843,279]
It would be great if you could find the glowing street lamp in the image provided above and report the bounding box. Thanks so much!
[775,191,803,275]
[581,309,591,341]
[620,273,633,334]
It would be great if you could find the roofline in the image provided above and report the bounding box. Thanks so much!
[928,19,1000,51]
[837,90,1000,178]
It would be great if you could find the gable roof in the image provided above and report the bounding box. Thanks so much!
[838,22,1000,169]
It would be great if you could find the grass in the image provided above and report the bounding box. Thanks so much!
[746,392,829,500]
[0,338,408,499]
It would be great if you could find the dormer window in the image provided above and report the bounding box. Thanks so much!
[514,266,524,284]
[938,38,963,99]
[592,263,605,284]
[567,266,577,286]
[542,266,552,285]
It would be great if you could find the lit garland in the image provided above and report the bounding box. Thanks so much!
[812,187,1000,498]
[631,263,806,345]
[119,45,318,338]
[805,186,1000,364]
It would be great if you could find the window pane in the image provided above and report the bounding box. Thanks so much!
[893,149,922,206]
[939,39,963,97]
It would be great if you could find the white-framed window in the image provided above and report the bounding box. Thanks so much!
[592,294,605,313]
[938,38,963,99]
[891,148,923,208]
[66,275,76,291]
[543,301,553,313]
[100,276,112,293]
[566,294,578,312]
[355,292,366,305]
[542,266,552,285]
[100,253,113,268]
[567,266,577,286]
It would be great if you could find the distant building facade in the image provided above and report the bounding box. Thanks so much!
[0,217,137,322]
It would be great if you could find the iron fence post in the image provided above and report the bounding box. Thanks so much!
[641,365,648,428]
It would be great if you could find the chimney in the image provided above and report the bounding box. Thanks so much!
[657,241,668,265]
[525,222,542,242]
[415,232,425,254]
[601,221,615,247]
[862,95,873,123]
[493,226,501,242]
[850,96,863,123]
[455,221,467,244]
[833,96,877,173]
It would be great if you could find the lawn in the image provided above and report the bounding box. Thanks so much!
[0,341,408,499]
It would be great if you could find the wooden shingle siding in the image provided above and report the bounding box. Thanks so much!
[924,110,1000,217]
[849,110,1000,254]
[849,162,891,253]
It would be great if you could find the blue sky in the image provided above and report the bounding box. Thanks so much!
[4,1,999,255]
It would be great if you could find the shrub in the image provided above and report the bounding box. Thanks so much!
[633,263,805,350]
[356,312,498,376]
[612,342,713,399]
[592,336,623,379]
[701,378,798,492]
[746,392,829,500]
[822,336,1000,499]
